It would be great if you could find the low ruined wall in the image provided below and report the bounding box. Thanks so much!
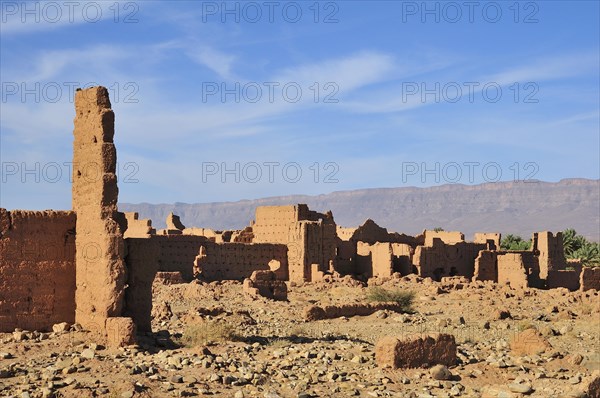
[414,239,485,280]
[155,235,210,280]
[198,242,289,281]
[580,267,600,291]
[139,235,289,283]
[342,219,418,246]
[391,243,413,275]
[0,209,76,332]
[473,233,501,250]
[547,270,580,291]
[521,251,544,288]
[304,302,410,321]
[497,253,529,289]
[334,239,356,275]
[490,251,545,289]
[424,230,464,246]
[356,242,412,278]
[473,250,497,282]
[356,242,393,278]
[123,212,154,238]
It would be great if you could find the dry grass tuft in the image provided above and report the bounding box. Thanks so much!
[180,321,236,347]
[366,287,415,312]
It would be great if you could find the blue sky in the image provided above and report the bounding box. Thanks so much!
[1,0,599,210]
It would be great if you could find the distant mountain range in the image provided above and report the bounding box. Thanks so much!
[120,179,600,241]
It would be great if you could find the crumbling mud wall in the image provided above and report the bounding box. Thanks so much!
[473,233,501,250]
[580,267,600,291]
[391,243,413,275]
[123,212,154,238]
[184,228,243,243]
[243,270,287,300]
[254,204,336,283]
[424,230,464,246]
[123,238,160,332]
[497,253,530,289]
[253,205,302,244]
[195,242,288,281]
[336,226,356,241]
[291,220,337,282]
[354,242,413,278]
[473,250,497,282]
[231,227,254,243]
[304,302,412,321]
[356,242,393,278]
[413,239,485,280]
[0,209,76,332]
[126,234,287,283]
[339,219,420,247]
[183,227,224,242]
[72,86,127,332]
[334,239,356,275]
[547,270,580,291]
[154,235,210,280]
[287,221,318,283]
[534,231,567,280]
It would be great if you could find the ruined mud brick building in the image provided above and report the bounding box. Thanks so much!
[1,86,599,337]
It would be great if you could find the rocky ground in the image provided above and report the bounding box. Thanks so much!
[1,275,599,398]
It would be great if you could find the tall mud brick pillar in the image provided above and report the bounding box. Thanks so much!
[72,86,126,334]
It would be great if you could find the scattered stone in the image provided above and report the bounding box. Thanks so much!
[243,270,288,301]
[171,374,184,383]
[570,375,582,384]
[106,317,136,348]
[12,331,25,342]
[510,329,551,356]
[52,322,70,333]
[569,354,584,366]
[587,373,600,398]
[80,349,95,359]
[508,383,533,394]
[0,369,12,378]
[429,364,452,380]
[376,333,456,368]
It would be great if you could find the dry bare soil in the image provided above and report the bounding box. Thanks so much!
[1,276,599,398]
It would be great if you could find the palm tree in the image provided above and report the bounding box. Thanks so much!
[562,228,578,255]
[501,234,530,251]
[570,241,600,267]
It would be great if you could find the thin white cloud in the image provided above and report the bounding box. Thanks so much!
[340,52,599,114]
[0,1,132,35]
[548,111,600,126]
[484,52,599,85]
[1,43,134,86]
[111,50,399,148]
[275,51,395,92]
[185,46,238,80]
